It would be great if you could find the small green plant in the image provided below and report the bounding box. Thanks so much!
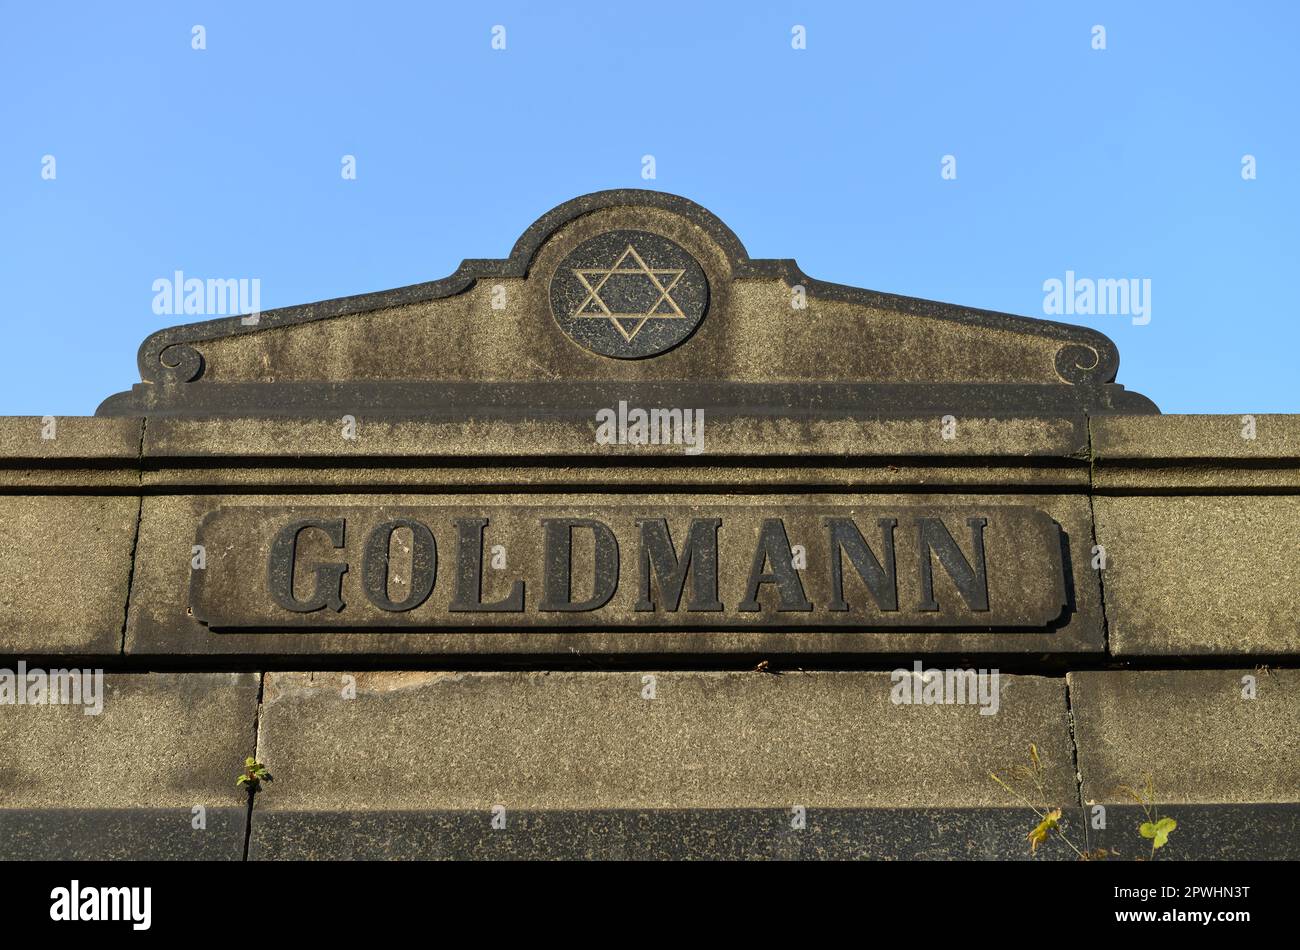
[994,749,1181,861]
[1118,776,1177,860]
[990,743,1097,859]
[236,757,273,794]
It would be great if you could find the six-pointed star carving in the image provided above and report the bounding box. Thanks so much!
[572,244,686,342]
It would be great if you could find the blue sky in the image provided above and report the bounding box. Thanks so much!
[1,1,1296,414]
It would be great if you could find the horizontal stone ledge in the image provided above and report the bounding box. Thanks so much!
[142,415,1090,461]
[0,416,142,461]
[0,417,143,490]
[139,462,1088,491]
[0,808,246,860]
[253,671,1075,813]
[1092,414,1300,460]
[1070,670,1300,804]
[248,804,1300,861]
[0,672,259,860]
[1091,465,1300,492]
[105,375,1122,421]
[1092,415,1300,491]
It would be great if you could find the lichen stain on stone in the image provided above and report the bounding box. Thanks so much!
[264,670,464,703]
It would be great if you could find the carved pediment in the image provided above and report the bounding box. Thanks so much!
[97,190,1156,417]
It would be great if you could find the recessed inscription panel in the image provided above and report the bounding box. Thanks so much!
[191,504,1068,632]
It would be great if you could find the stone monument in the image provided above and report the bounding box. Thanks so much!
[0,190,1295,859]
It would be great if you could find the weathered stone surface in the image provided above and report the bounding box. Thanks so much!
[251,670,1079,855]
[138,414,1090,491]
[249,803,1300,861]
[144,459,1086,493]
[1093,414,1300,459]
[1092,414,1300,491]
[0,416,141,490]
[127,492,1102,655]
[1070,670,1300,804]
[1091,415,1300,655]
[142,414,1090,459]
[0,416,141,461]
[250,670,1087,855]
[252,671,1073,814]
[0,495,139,654]
[1094,495,1300,654]
[0,808,247,861]
[0,672,259,859]
[251,807,1089,861]
[1084,804,1300,861]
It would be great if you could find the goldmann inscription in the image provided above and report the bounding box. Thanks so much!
[191,504,1068,631]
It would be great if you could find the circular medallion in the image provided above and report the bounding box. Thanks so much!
[549,230,708,358]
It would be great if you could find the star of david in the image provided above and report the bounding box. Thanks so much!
[571,244,687,342]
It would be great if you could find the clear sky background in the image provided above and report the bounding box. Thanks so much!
[2,1,1296,415]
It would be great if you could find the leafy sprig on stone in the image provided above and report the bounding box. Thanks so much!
[236,757,273,794]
